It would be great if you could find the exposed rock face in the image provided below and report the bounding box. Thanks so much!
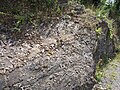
[0,21,97,90]
[58,0,68,4]
[116,21,120,41]
[0,3,115,90]
[94,21,115,63]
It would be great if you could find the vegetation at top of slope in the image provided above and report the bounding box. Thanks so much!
[0,0,120,47]
[0,0,119,30]
[0,0,65,32]
[0,0,61,16]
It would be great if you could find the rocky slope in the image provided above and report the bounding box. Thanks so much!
[0,3,115,90]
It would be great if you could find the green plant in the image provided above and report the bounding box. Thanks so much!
[95,64,104,82]
[105,18,114,39]
[95,70,104,82]
[96,27,102,35]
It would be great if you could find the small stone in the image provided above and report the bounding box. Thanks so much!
[8,55,13,58]
[0,53,4,57]
[62,15,71,20]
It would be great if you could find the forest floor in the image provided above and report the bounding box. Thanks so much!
[96,46,120,90]
[101,54,120,90]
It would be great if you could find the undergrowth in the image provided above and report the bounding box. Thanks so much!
[0,0,62,32]
[95,45,120,82]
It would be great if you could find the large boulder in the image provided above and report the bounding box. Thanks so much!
[94,21,115,63]
[0,4,98,90]
[0,3,115,90]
